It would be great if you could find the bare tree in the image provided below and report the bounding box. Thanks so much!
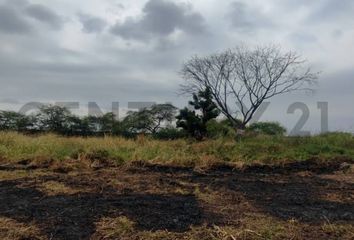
[180,45,319,129]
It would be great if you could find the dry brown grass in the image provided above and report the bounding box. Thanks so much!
[93,216,136,239]
[37,180,81,196]
[0,217,45,240]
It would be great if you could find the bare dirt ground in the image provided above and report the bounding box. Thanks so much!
[0,158,353,240]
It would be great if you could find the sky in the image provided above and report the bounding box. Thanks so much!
[0,0,354,133]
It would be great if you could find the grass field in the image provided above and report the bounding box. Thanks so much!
[0,132,353,239]
[0,131,354,167]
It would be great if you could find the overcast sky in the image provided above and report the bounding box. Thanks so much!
[0,0,353,133]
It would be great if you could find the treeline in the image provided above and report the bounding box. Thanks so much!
[0,104,179,138]
[0,88,286,139]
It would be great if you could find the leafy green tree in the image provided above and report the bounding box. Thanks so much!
[72,116,99,136]
[37,105,72,134]
[65,115,86,136]
[123,104,177,135]
[0,111,32,132]
[100,112,118,134]
[176,87,220,139]
[123,109,154,135]
[149,104,177,134]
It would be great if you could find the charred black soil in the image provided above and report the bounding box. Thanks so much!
[0,158,353,240]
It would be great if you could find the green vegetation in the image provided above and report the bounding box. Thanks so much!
[0,104,179,138]
[176,87,220,139]
[0,98,289,141]
[206,119,237,138]
[0,131,353,166]
[247,122,287,136]
[124,104,177,135]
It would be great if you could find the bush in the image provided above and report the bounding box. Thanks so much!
[206,119,236,138]
[248,122,286,136]
[153,128,186,140]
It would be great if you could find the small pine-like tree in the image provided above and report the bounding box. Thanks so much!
[176,87,220,139]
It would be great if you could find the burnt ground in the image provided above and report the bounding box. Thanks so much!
[0,158,353,240]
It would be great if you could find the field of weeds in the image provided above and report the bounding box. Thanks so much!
[1,132,354,167]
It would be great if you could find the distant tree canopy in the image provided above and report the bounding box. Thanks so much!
[0,104,288,139]
[123,104,177,134]
[37,105,72,133]
[180,45,318,129]
[0,111,32,131]
[0,104,180,138]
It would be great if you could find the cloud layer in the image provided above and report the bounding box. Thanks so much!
[0,0,354,132]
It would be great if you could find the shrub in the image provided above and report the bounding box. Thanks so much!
[248,122,286,136]
[206,119,236,138]
[153,128,186,140]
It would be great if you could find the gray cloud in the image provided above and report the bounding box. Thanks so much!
[5,0,29,7]
[110,0,206,41]
[288,32,318,45]
[0,0,354,132]
[227,1,273,32]
[0,5,31,34]
[277,0,354,24]
[306,0,354,23]
[24,3,63,30]
[78,13,107,34]
[0,58,179,103]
